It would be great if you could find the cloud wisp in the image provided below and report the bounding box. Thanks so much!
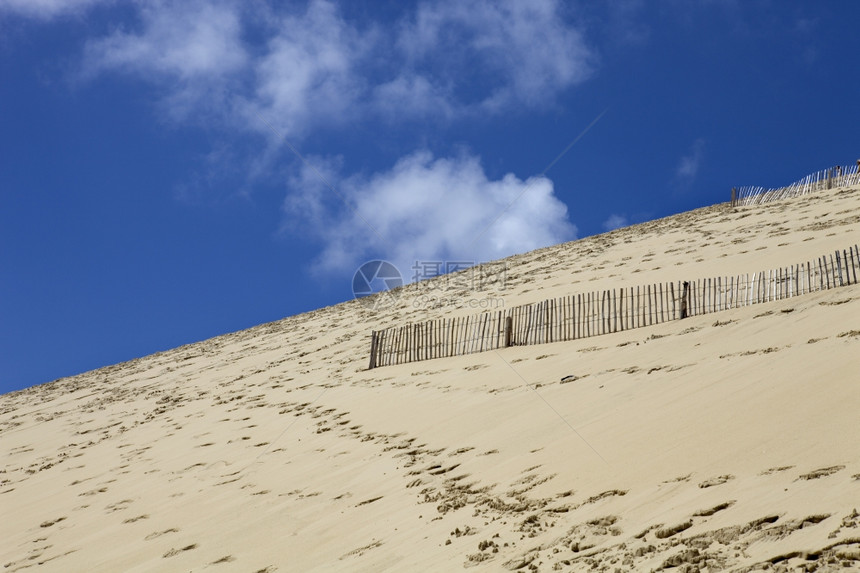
[394,0,595,114]
[81,0,248,123]
[75,0,595,135]
[602,214,628,232]
[0,0,111,20]
[675,138,705,188]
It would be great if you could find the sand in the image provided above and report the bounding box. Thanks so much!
[2,184,859,572]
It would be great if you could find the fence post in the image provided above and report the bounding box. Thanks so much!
[746,273,752,305]
[547,299,553,343]
[584,293,590,337]
[851,246,859,285]
[835,251,844,286]
[370,330,379,369]
[670,282,676,319]
[612,289,618,332]
[680,281,690,319]
[731,187,737,207]
[564,296,571,340]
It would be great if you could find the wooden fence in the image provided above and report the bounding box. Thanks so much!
[732,164,860,207]
[368,245,860,368]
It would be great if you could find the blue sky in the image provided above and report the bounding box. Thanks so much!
[1,0,858,394]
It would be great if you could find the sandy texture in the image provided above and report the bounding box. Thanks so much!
[2,185,860,572]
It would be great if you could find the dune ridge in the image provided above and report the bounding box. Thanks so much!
[2,184,860,572]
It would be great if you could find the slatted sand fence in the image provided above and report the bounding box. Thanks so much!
[366,311,510,368]
[732,164,860,207]
[367,244,860,369]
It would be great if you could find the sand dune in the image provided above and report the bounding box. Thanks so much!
[2,185,859,572]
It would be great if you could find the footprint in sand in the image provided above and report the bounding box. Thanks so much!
[698,475,734,489]
[654,520,693,539]
[122,514,149,523]
[144,528,179,541]
[39,516,67,528]
[797,465,845,480]
[692,500,735,517]
[760,465,794,475]
[162,543,197,558]
[79,486,108,496]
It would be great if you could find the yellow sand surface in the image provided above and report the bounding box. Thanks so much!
[2,186,859,572]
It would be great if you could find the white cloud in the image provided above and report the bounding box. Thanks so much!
[675,138,705,185]
[82,0,247,121]
[398,0,595,112]
[241,0,370,139]
[0,0,110,20]
[84,1,246,79]
[282,154,345,233]
[372,74,455,121]
[75,0,594,134]
[81,0,370,137]
[602,214,628,232]
[605,0,650,46]
[287,151,577,278]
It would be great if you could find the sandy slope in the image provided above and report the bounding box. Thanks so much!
[2,185,859,572]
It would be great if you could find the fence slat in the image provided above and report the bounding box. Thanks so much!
[836,251,844,287]
[599,291,606,335]
[563,296,570,341]
[583,293,589,338]
[852,246,859,285]
[611,289,617,332]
